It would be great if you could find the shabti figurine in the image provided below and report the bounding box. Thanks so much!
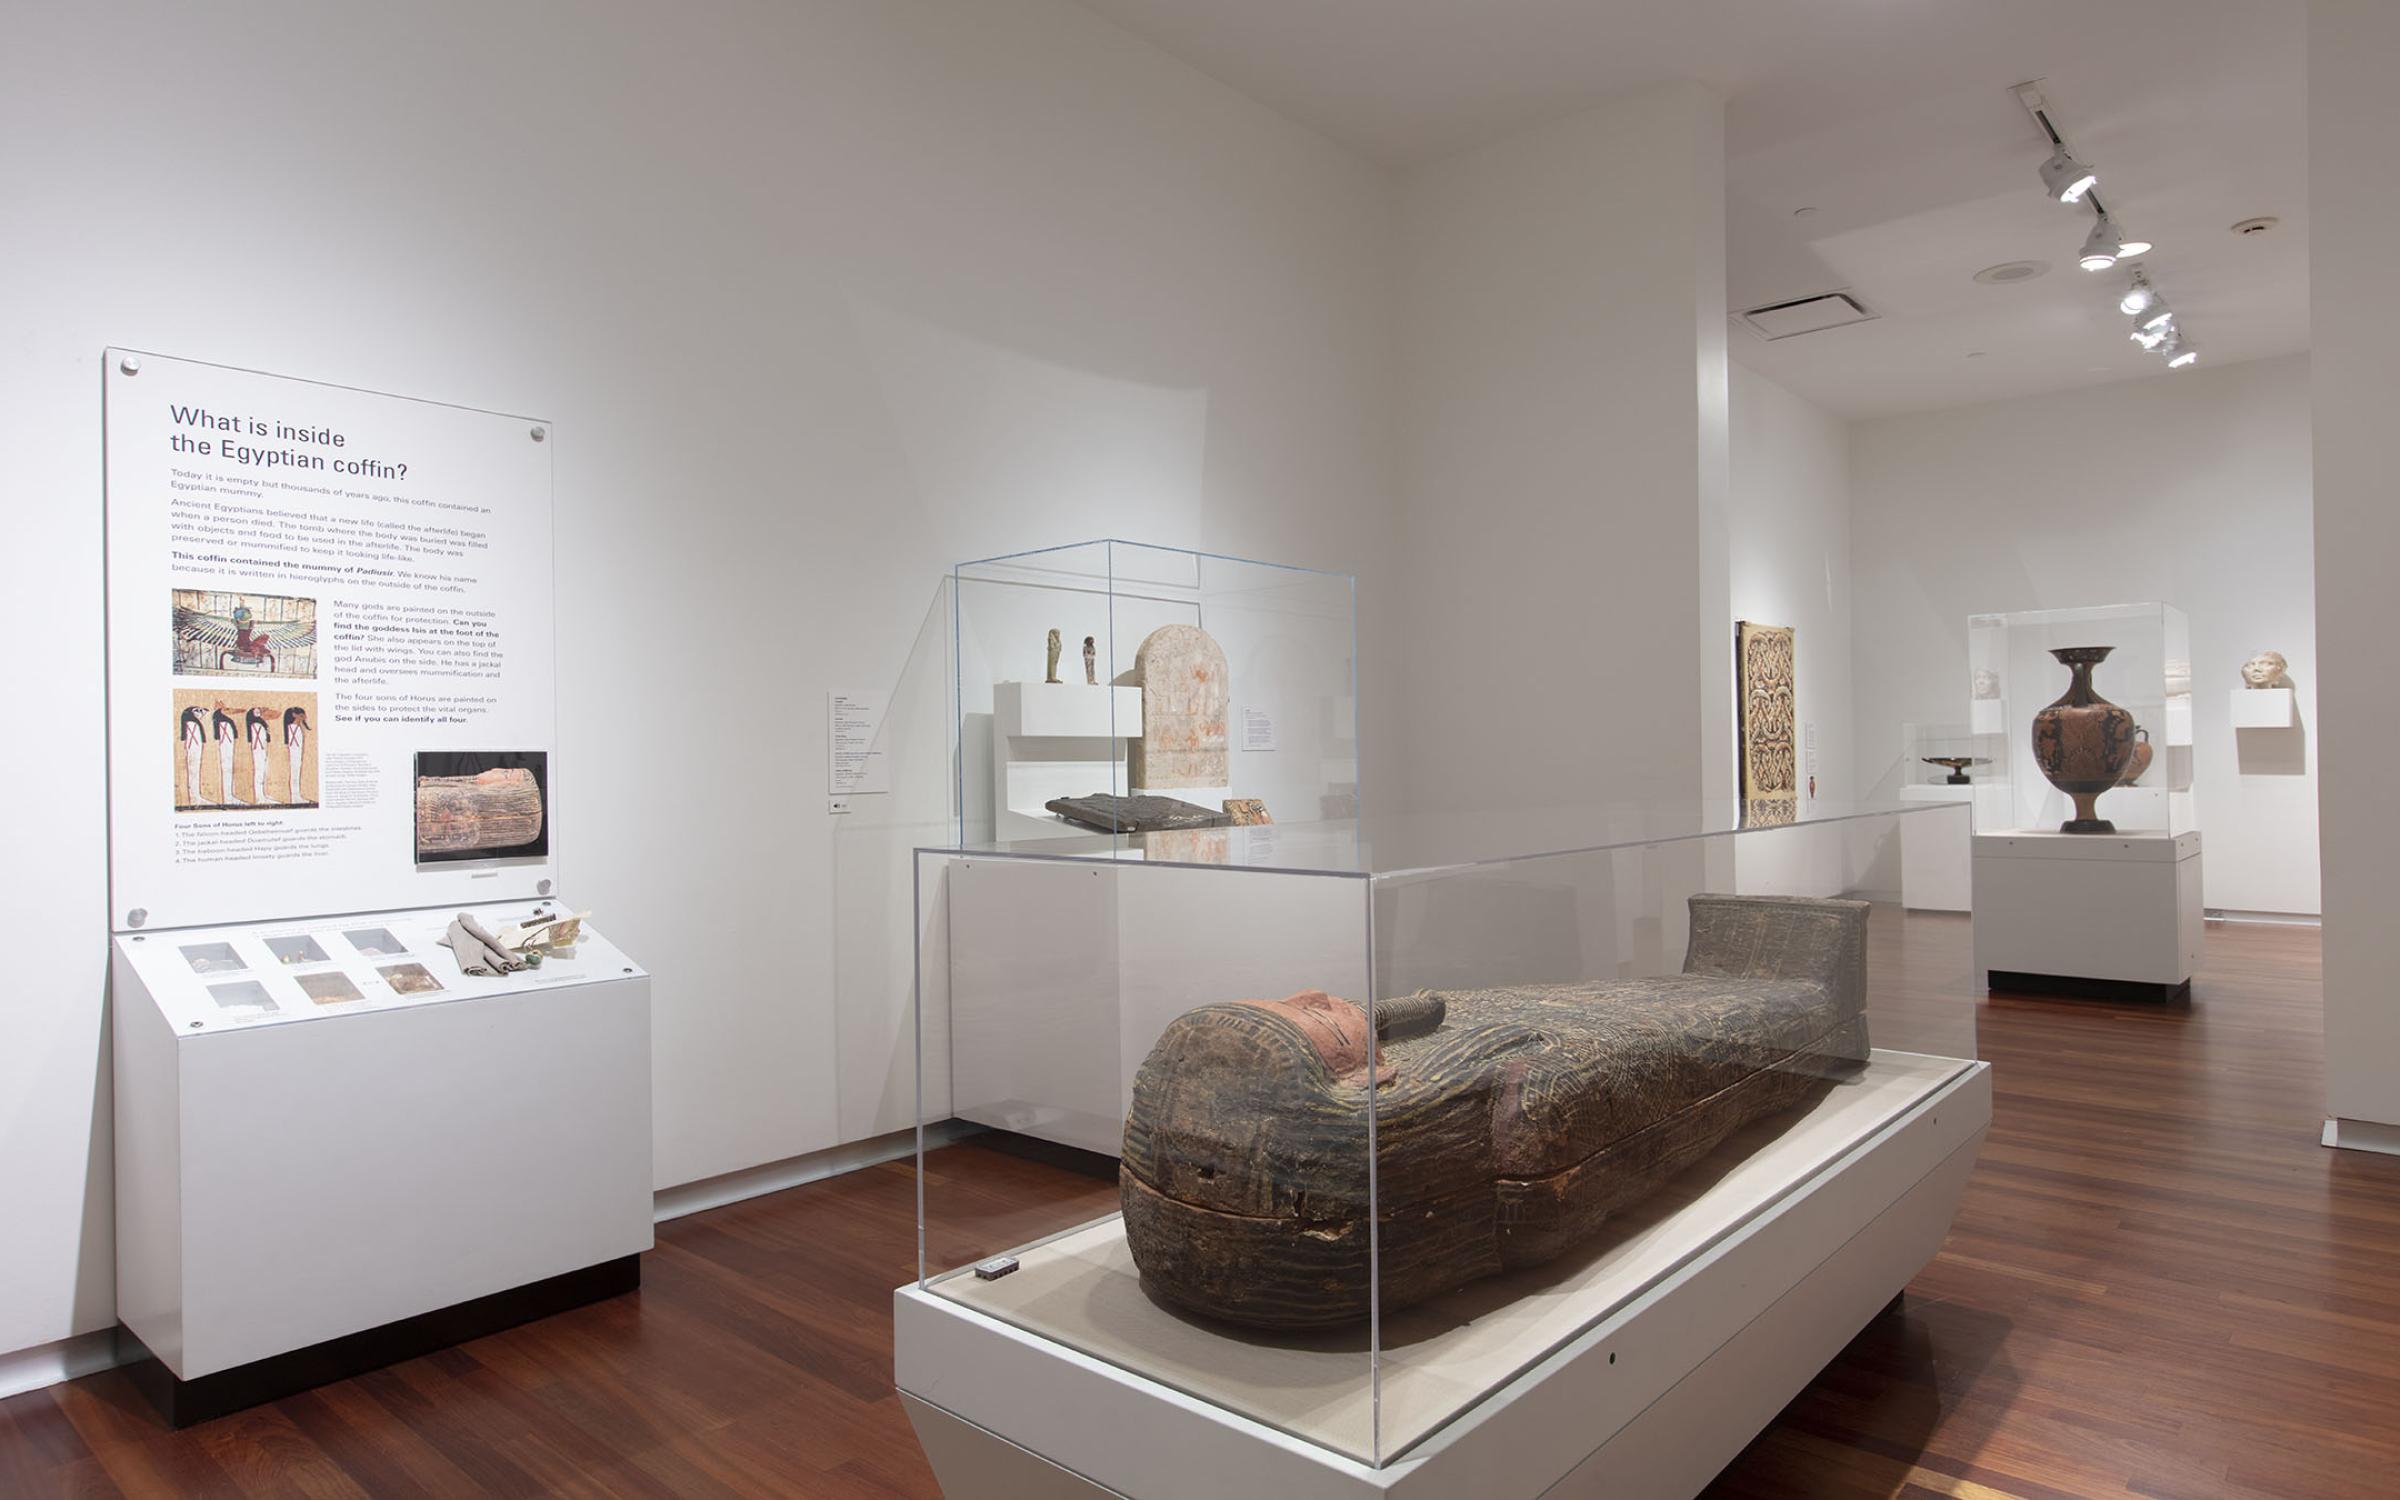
[1045,629,1063,685]
[1084,635,1098,685]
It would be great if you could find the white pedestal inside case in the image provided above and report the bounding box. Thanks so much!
[111,898,653,1424]
[1896,784,1975,913]
[2230,687,2295,729]
[1972,830,2203,1002]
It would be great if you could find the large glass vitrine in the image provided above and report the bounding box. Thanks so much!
[952,540,1356,846]
[910,800,1978,1468]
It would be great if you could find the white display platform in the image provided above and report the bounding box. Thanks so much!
[1972,829,2203,999]
[898,1053,1991,1498]
[1896,785,1974,912]
[113,897,652,1401]
[2231,687,2296,729]
[991,680,1148,839]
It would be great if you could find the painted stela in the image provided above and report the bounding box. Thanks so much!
[1129,624,1228,790]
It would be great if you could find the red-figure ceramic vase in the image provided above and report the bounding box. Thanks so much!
[2031,645,2139,833]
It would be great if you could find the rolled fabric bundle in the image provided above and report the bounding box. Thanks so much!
[443,912,527,975]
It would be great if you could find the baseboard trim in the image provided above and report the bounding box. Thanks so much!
[2206,910,2322,927]
[125,1255,641,1428]
[0,1328,126,1402]
[653,1120,984,1222]
[1988,970,2192,1005]
[2,1128,983,1405]
[2323,1117,2400,1156]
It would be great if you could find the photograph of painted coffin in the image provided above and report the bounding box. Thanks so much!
[1120,893,1869,1328]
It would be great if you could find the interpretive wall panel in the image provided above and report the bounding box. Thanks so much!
[105,351,556,929]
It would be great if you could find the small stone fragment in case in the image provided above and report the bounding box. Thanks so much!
[972,1255,1019,1281]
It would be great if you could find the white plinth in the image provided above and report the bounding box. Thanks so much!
[1972,829,2203,993]
[898,1055,1990,1499]
[2231,687,2295,729]
[1970,698,2006,735]
[113,900,653,1381]
[1896,784,1975,913]
[992,680,1148,839]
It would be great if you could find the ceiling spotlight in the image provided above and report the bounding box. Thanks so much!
[2080,215,2150,271]
[2120,278,2159,317]
[2151,327,2197,367]
[2131,321,2173,351]
[2137,298,2174,332]
[2040,146,2098,203]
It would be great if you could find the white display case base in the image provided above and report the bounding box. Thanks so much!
[1896,784,1975,912]
[2231,687,2296,729]
[1972,830,2203,1001]
[897,1057,1990,1499]
[112,899,653,1424]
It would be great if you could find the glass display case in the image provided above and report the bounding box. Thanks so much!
[907,801,1980,1471]
[952,540,1356,846]
[1967,602,2194,835]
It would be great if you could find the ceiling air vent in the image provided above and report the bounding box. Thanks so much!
[1738,292,1878,341]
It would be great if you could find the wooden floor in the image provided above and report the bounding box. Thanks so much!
[7,917,2395,1498]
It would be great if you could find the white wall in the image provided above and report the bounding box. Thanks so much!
[1850,354,2319,916]
[1393,83,1729,815]
[1730,365,1855,810]
[2311,0,2400,1129]
[0,0,1401,1365]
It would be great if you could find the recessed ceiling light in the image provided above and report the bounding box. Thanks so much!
[2231,216,2280,236]
[1974,260,2050,285]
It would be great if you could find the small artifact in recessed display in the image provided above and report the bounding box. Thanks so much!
[2030,646,2139,833]
[378,962,444,996]
[344,927,406,957]
[1222,798,1273,825]
[207,980,278,1014]
[297,971,364,1004]
[414,752,548,862]
[266,934,329,966]
[1045,628,1063,685]
[1083,635,1097,686]
[2240,650,2290,689]
[180,941,245,974]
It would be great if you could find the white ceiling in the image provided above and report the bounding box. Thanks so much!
[1077,0,2310,418]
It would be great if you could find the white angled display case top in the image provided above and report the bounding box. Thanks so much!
[114,897,641,1036]
[1967,601,2195,836]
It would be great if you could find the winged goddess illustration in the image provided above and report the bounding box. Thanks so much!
[173,598,316,676]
